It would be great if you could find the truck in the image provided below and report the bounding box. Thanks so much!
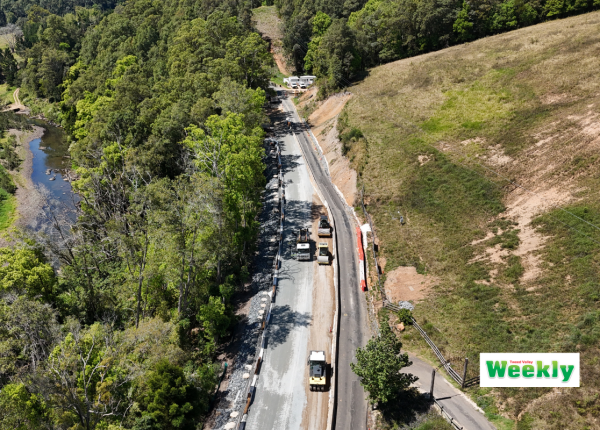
[317,242,329,265]
[296,228,311,261]
[308,350,327,391]
[317,215,332,237]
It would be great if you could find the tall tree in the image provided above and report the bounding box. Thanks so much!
[350,320,417,404]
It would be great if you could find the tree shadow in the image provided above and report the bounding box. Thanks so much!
[280,153,302,176]
[265,304,311,348]
[283,198,312,230]
[378,388,432,426]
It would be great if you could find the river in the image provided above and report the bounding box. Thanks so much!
[28,121,78,226]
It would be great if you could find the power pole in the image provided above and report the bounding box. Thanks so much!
[461,357,469,389]
[430,369,436,399]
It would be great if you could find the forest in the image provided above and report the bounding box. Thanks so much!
[276,0,600,92]
[0,0,273,428]
[0,0,123,24]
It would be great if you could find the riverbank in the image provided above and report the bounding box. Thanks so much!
[9,126,45,230]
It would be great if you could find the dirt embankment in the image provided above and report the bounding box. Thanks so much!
[304,92,357,207]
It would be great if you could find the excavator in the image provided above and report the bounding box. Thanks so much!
[308,350,327,391]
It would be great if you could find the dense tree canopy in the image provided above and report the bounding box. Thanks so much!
[0,0,121,25]
[276,0,600,89]
[0,0,272,428]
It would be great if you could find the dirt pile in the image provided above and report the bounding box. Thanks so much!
[384,266,437,304]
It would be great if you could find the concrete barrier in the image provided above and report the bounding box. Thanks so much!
[356,226,366,291]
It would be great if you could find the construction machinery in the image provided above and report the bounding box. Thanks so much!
[317,215,332,237]
[296,228,311,261]
[308,350,327,391]
[317,242,330,265]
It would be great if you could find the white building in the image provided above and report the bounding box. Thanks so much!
[299,76,316,87]
[283,75,316,89]
[283,76,300,88]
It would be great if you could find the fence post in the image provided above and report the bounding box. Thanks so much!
[461,358,468,389]
[430,369,436,399]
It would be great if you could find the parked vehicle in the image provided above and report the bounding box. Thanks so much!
[308,350,327,391]
[317,242,329,265]
[296,228,311,261]
[317,215,332,237]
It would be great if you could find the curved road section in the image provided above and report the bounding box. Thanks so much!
[282,94,370,430]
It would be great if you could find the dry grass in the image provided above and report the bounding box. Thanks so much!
[344,11,600,429]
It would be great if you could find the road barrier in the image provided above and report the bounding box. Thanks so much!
[356,226,366,291]
[432,398,465,430]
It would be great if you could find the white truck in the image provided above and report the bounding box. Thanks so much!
[296,228,311,261]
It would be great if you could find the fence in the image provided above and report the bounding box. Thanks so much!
[433,398,465,430]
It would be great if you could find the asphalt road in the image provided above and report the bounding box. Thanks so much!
[246,107,315,430]
[403,354,496,430]
[281,94,370,430]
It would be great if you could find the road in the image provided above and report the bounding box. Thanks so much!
[281,91,495,430]
[404,354,496,430]
[281,94,370,430]
[246,101,316,430]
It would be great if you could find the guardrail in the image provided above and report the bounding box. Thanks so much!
[432,398,465,430]
[383,301,479,389]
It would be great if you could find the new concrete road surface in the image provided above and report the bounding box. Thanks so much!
[281,94,370,430]
[246,106,316,430]
[403,354,496,430]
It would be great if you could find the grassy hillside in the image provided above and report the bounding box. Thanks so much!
[343,11,600,429]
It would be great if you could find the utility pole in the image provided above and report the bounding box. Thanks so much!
[461,357,469,389]
[430,361,451,400]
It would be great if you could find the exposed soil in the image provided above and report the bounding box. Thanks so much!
[384,266,438,304]
[5,88,30,115]
[301,193,334,430]
[9,126,45,228]
[506,187,572,283]
[306,92,357,207]
[252,6,292,76]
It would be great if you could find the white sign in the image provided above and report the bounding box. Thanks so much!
[480,353,580,387]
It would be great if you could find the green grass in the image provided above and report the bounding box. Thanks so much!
[271,70,288,87]
[0,84,16,105]
[344,10,600,429]
[0,193,17,230]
